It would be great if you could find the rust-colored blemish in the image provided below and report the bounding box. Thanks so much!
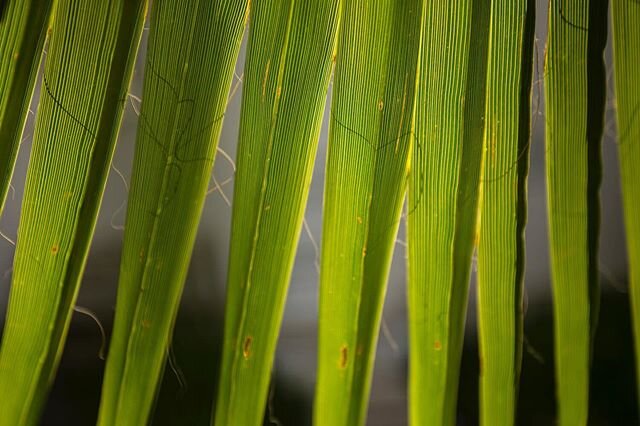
[243,336,253,359]
[142,319,151,329]
[50,244,59,255]
[339,345,348,369]
[434,340,442,351]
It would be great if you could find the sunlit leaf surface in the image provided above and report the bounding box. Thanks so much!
[0,0,53,216]
[0,0,145,423]
[97,1,248,425]
[214,1,339,424]
[407,1,491,424]
[544,0,608,423]
[476,1,535,424]
[611,0,640,412]
[314,0,421,424]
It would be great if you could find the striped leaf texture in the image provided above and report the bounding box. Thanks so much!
[0,0,53,216]
[214,1,339,424]
[407,1,491,424]
[314,1,421,425]
[476,0,535,424]
[97,1,248,425]
[544,0,608,423]
[0,0,145,423]
[611,0,640,411]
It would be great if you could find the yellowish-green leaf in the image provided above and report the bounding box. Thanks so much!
[0,0,145,423]
[214,1,339,424]
[97,1,248,425]
[314,1,421,425]
[476,1,535,424]
[611,0,640,413]
[544,0,608,423]
[407,1,491,424]
[0,0,53,216]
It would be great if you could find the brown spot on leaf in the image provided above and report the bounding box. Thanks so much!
[50,244,59,255]
[339,345,348,369]
[243,336,253,359]
[434,340,442,350]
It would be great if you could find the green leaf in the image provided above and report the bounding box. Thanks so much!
[314,1,421,424]
[407,1,491,424]
[0,0,53,216]
[611,0,640,412]
[214,1,339,424]
[476,1,535,424]
[96,1,248,425]
[0,0,145,423]
[544,0,608,423]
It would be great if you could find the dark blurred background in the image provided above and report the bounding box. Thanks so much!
[0,2,636,425]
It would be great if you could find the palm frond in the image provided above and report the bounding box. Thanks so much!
[214,1,339,424]
[314,0,421,424]
[476,1,535,424]
[544,0,608,423]
[611,0,640,413]
[0,0,145,422]
[407,1,491,424]
[97,1,248,425]
[0,0,53,216]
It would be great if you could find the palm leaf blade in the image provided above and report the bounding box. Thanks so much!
[314,1,421,424]
[544,0,608,423]
[0,0,53,216]
[214,1,339,424]
[611,0,640,412]
[0,0,145,423]
[407,1,491,424]
[96,1,248,425]
[476,1,535,424]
